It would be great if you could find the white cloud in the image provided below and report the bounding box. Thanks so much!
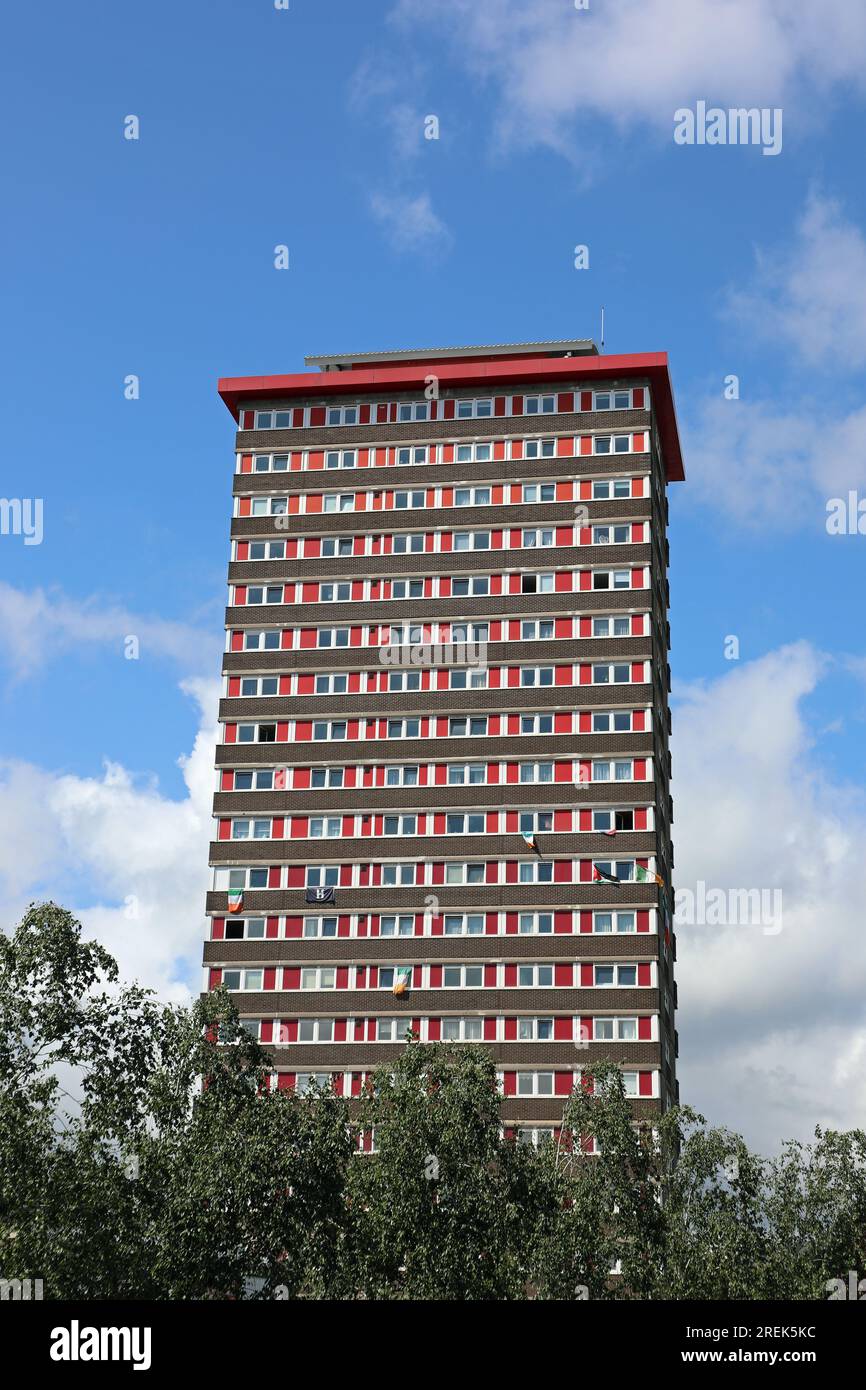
[672,643,866,1150]
[390,0,866,155]
[726,193,866,369]
[0,677,219,1003]
[682,394,866,528]
[0,582,219,681]
[369,190,453,255]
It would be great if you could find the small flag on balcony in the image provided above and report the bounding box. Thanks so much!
[592,866,621,886]
[603,826,617,837]
[393,966,412,996]
[227,890,244,913]
[522,831,543,858]
[274,768,288,790]
[635,865,665,888]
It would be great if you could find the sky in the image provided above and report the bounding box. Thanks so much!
[1,0,866,1154]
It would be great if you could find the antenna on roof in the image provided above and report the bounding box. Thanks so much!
[600,306,605,352]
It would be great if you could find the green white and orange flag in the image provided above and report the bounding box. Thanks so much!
[227,890,244,914]
[392,966,412,996]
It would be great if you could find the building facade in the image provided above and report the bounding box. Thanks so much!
[204,340,684,1144]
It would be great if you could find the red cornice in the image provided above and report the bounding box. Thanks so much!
[218,351,685,482]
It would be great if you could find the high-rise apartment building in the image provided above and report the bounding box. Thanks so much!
[205,341,684,1144]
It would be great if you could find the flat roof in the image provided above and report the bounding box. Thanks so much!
[218,348,684,482]
[305,340,599,370]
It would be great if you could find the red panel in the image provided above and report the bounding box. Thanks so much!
[557,392,573,413]
[554,911,571,934]
[638,1016,652,1040]
[504,1018,517,1041]
[555,964,572,987]
[553,1017,572,1041]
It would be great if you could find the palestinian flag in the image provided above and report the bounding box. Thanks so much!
[522,831,544,858]
[592,866,621,886]
[635,865,665,888]
[274,768,288,790]
[227,890,244,914]
[392,966,412,997]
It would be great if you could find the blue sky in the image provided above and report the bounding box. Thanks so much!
[2,0,866,1151]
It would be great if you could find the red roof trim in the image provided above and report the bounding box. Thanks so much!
[218,352,684,482]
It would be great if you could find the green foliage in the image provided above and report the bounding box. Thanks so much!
[2,903,865,1300]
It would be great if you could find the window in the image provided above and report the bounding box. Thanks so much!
[236,724,276,743]
[319,582,352,602]
[383,766,419,787]
[517,1018,554,1041]
[251,453,290,472]
[520,666,554,687]
[517,1127,556,1148]
[520,714,554,735]
[441,1017,483,1040]
[448,717,488,737]
[593,859,637,883]
[303,916,339,937]
[593,525,631,545]
[518,912,553,935]
[321,536,354,557]
[442,965,484,988]
[231,818,272,840]
[517,965,554,988]
[448,668,487,689]
[443,913,485,936]
[247,541,286,560]
[594,434,631,454]
[592,711,634,733]
[523,529,555,548]
[391,532,426,553]
[300,967,336,989]
[447,761,489,783]
[445,813,486,835]
[242,630,281,651]
[397,401,429,422]
[238,676,279,696]
[521,620,555,641]
[394,490,426,510]
[324,449,357,470]
[517,861,554,884]
[381,864,417,886]
[377,1018,413,1041]
[250,496,288,516]
[315,674,349,695]
[224,916,267,941]
[369,969,410,999]
[310,767,344,788]
[297,1019,335,1042]
[253,410,294,429]
[593,810,634,833]
[325,405,359,426]
[592,478,631,499]
[445,863,486,885]
[519,812,553,835]
[519,762,553,784]
[390,579,425,600]
[296,1073,332,1092]
[232,770,275,791]
[592,617,631,638]
[380,915,415,936]
[451,576,489,598]
[456,397,493,418]
[592,569,631,590]
[454,486,491,506]
[455,442,493,463]
[523,440,556,460]
[396,445,429,465]
[452,530,490,551]
[383,814,417,836]
[317,628,350,648]
[213,866,270,891]
[312,721,347,741]
[516,1072,555,1097]
[521,573,554,594]
[306,866,339,887]
[592,760,635,782]
[594,965,638,986]
[388,671,422,691]
[386,718,420,739]
[592,664,631,684]
[245,585,283,606]
[523,395,556,415]
[322,493,355,513]
[221,969,264,991]
[309,817,342,839]
[594,390,632,411]
[594,1018,638,1041]
[450,622,488,643]
[593,911,636,934]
